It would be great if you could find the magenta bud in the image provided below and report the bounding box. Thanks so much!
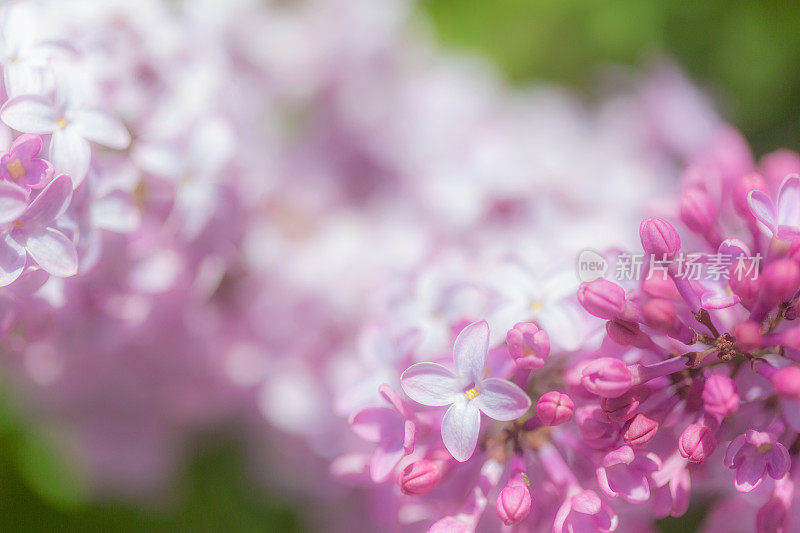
[495,482,531,526]
[601,386,648,422]
[734,322,762,352]
[642,276,680,299]
[506,322,550,370]
[639,217,681,258]
[680,188,718,237]
[702,375,739,416]
[581,357,633,398]
[761,149,800,189]
[398,460,441,495]
[733,172,769,216]
[605,319,646,347]
[622,413,658,446]
[536,391,574,426]
[678,424,717,462]
[578,279,626,320]
[642,298,678,333]
[771,366,800,399]
[762,260,800,303]
[729,263,761,306]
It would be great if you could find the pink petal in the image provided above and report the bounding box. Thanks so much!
[349,407,401,443]
[9,133,43,159]
[765,444,790,479]
[21,174,72,225]
[0,95,58,134]
[370,441,405,483]
[452,320,489,382]
[473,377,531,421]
[747,190,777,232]
[0,180,29,224]
[441,397,480,462]
[19,227,78,277]
[777,174,800,227]
[70,109,131,150]
[724,434,747,467]
[50,127,90,184]
[0,234,25,287]
[400,362,460,407]
[734,454,767,493]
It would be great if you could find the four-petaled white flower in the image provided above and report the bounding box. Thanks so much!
[401,320,531,462]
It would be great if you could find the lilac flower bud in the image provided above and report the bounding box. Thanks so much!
[756,496,789,533]
[733,172,769,216]
[605,319,647,348]
[623,413,659,446]
[771,366,800,399]
[506,322,550,370]
[639,217,681,258]
[702,375,740,417]
[680,188,719,243]
[581,357,634,398]
[496,481,531,526]
[762,260,800,304]
[642,275,680,299]
[729,265,761,308]
[761,149,800,188]
[679,424,717,462]
[536,391,574,426]
[734,321,763,352]
[601,386,649,422]
[578,279,626,320]
[398,460,441,495]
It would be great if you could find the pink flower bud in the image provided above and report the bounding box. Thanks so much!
[398,460,441,495]
[756,496,789,533]
[702,375,739,416]
[639,217,681,258]
[506,322,550,370]
[601,387,647,423]
[734,321,762,352]
[762,260,800,303]
[733,172,769,216]
[581,357,633,398]
[642,298,682,336]
[761,149,800,189]
[536,391,574,426]
[575,405,621,450]
[679,424,717,462]
[578,279,626,320]
[622,413,658,446]
[680,188,718,238]
[772,366,800,399]
[729,262,761,307]
[496,482,531,526]
[642,275,680,299]
[605,319,646,347]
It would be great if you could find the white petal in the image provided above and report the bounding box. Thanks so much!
[777,174,800,227]
[3,62,45,98]
[452,320,489,382]
[1,95,57,133]
[441,397,481,462]
[537,302,585,351]
[20,227,77,277]
[747,190,777,232]
[0,234,25,286]
[90,191,140,233]
[0,181,29,224]
[70,109,130,150]
[474,378,531,421]
[51,128,90,185]
[400,362,460,407]
[20,174,72,225]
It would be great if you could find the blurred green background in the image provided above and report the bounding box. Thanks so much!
[3,1,800,530]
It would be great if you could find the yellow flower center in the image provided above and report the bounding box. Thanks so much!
[5,159,24,180]
[530,301,543,313]
[465,387,481,400]
[12,220,22,228]
[756,443,772,454]
[55,118,67,128]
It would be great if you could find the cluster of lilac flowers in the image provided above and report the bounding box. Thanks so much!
[325,114,800,530]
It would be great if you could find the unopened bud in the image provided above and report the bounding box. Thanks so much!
[398,460,441,495]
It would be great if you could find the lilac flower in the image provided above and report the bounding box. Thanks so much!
[724,430,791,493]
[400,321,531,462]
[553,489,619,533]
[596,445,661,504]
[0,173,76,284]
[0,134,52,189]
[348,384,416,482]
[748,174,800,240]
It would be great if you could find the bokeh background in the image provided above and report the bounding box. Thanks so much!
[0,1,798,530]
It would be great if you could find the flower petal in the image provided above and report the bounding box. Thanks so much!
[0,95,58,134]
[8,133,43,159]
[349,407,401,443]
[90,191,140,233]
[734,455,767,493]
[441,396,480,462]
[473,377,531,421]
[747,190,777,232]
[452,320,489,382]
[777,174,800,227]
[20,174,72,225]
[765,444,790,479]
[50,128,90,185]
[370,441,405,483]
[20,227,77,277]
[0,234,25,287]
[70,109,131,150]
[537,301,585,351]
[0,181,29,224]
[400,362,460,407]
